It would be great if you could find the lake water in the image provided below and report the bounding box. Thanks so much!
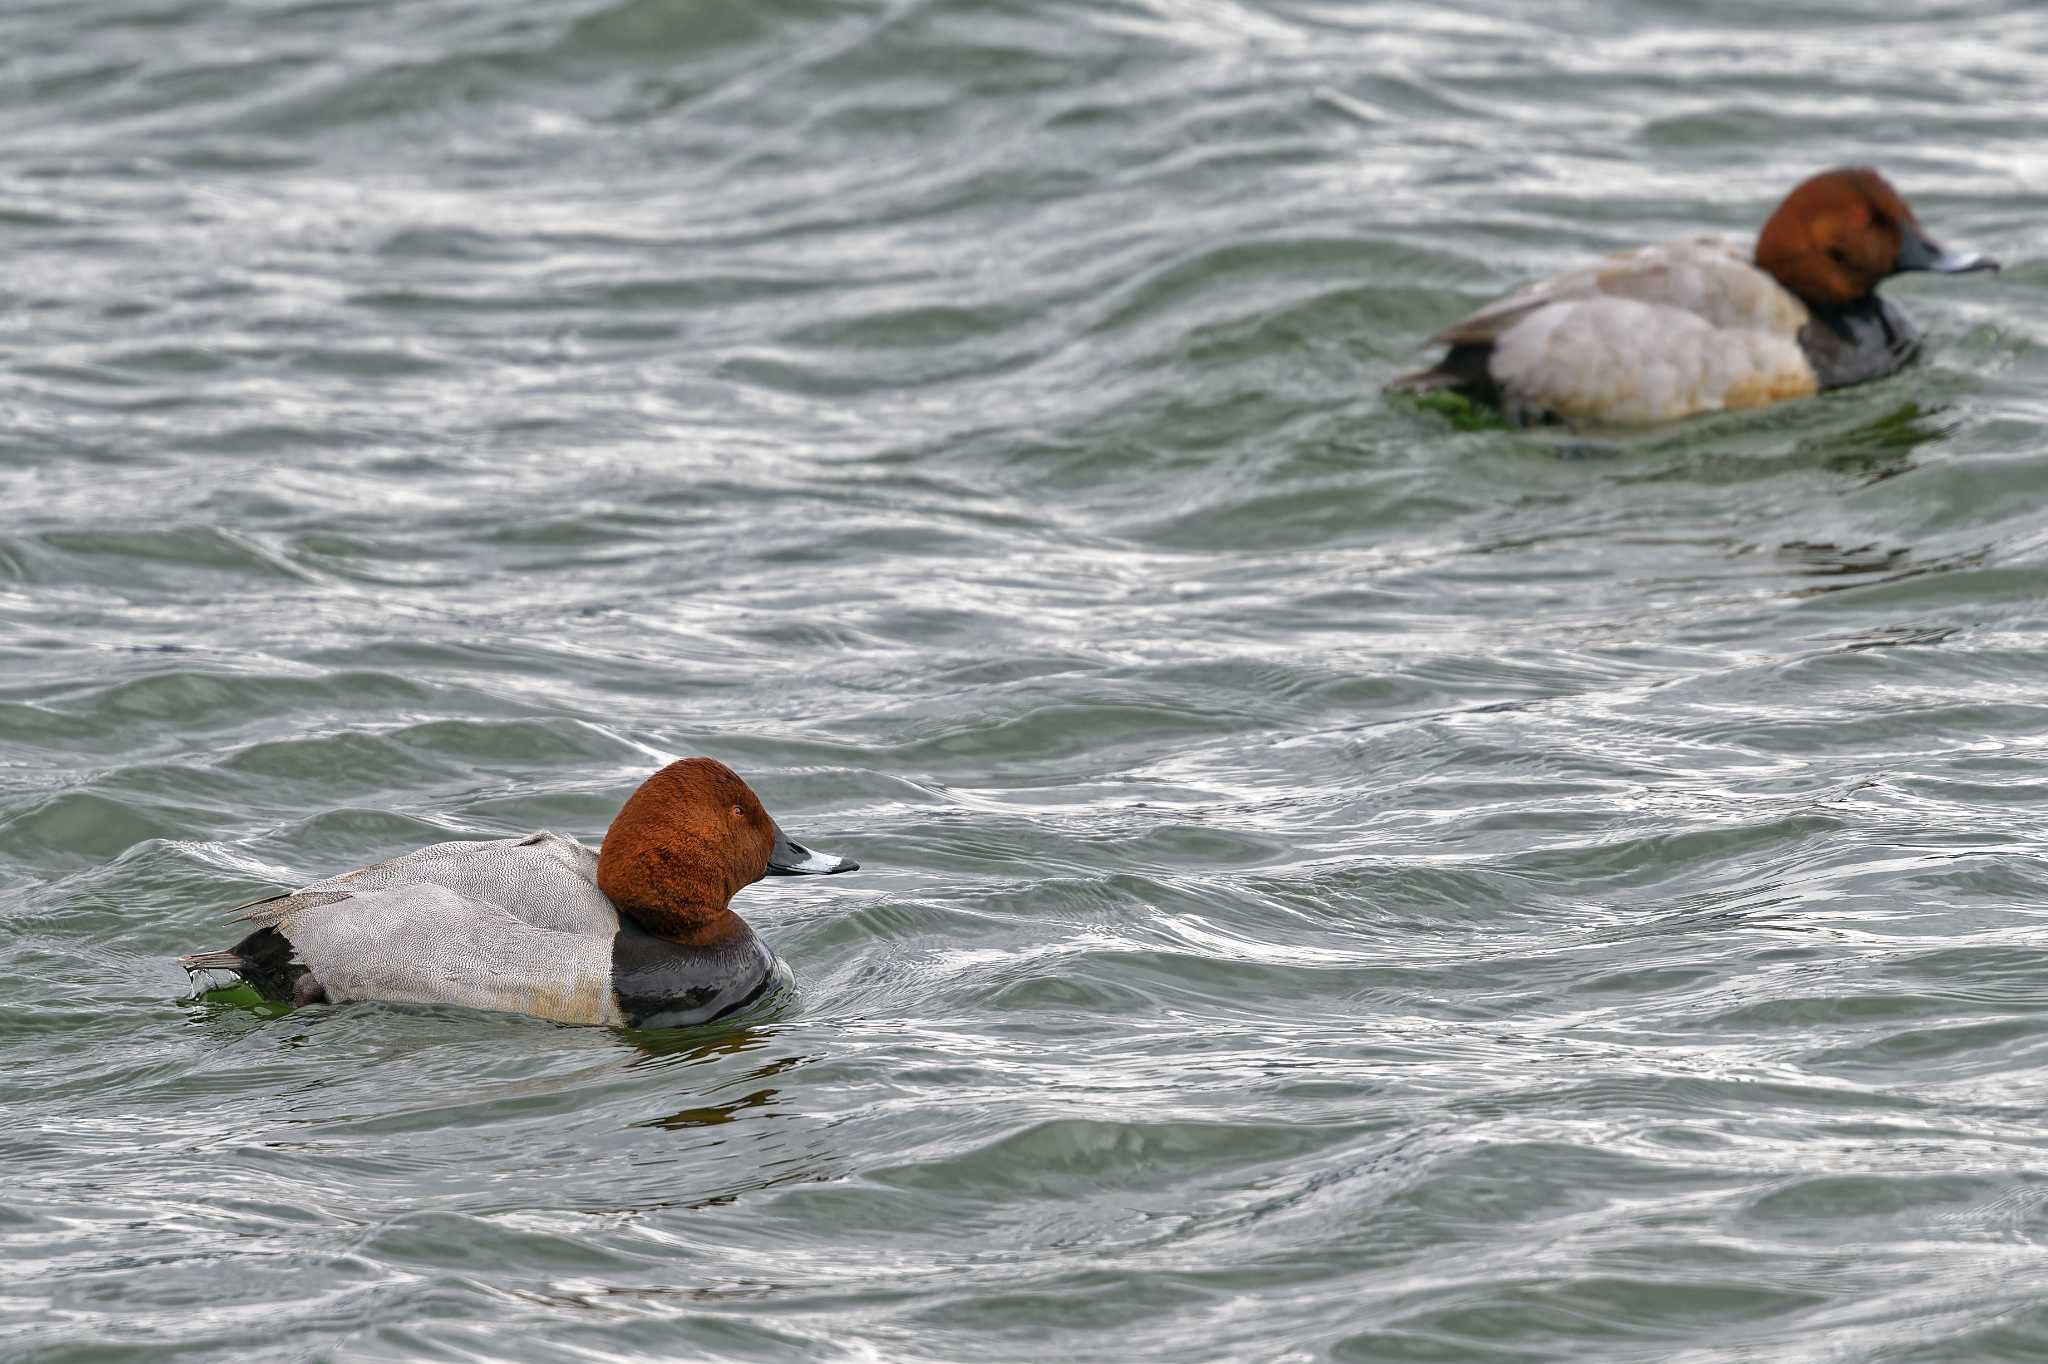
[6,1,2048,1360]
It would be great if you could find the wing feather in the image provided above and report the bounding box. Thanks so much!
[1426,238,1806,348]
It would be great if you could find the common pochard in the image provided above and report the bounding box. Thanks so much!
[1392,167,1998,426]
[179,758,857,1028]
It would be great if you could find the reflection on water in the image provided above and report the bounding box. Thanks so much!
[1797,400,1962,483]
[641,1084,783,1130]
[628,1028,809,1131]
[1782,543,1985,598]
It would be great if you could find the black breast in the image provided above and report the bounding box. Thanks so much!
[609,922,777,1028]
[1798,295,1923,392]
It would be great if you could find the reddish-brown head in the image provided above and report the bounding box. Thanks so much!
[1755,166,1997,309]
[595,757,857,944]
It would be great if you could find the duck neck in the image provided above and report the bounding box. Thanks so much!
[1795,294,1920,391]
[621,901,750,950]
[610,912,773,1028]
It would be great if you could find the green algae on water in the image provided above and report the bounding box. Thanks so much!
[1406,389,1513,431]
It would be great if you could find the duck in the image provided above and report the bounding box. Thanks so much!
[178,757,858,1028]
[1391,167,1998,426]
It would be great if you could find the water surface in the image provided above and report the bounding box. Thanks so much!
[6,1,2048,1360]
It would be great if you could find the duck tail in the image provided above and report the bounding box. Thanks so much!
[179,947,252,1001]
[1386,365,1464,393]
[179,947,246,976]
[1388,340,1499,395]
[180,926,326,1005]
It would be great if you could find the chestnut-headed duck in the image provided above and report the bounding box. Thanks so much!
[1392,167,1998,426]
[179,758,858,1028]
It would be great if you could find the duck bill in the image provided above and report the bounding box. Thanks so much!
[1896,223,1998,275]
[767,825,859,875]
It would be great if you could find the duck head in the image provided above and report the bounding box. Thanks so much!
[1755,167,1997,311]
[596,757,857,945]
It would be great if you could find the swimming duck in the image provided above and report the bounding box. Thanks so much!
[1392,167,1998,426]
[179,758,858,1028]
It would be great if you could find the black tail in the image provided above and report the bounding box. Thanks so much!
[1387,365,1466,394]
[178,948,245,975]
[1386,342,1499,402]
[179,926,317,1003]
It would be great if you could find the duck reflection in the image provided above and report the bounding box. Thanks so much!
[618,1022,813,1131]
[1793,399,1957,483]
[638,1083,782,1130]
[1777,540,1983,600]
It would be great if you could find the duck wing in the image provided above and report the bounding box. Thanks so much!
[226,834,626,1025]
[235,833,613,933]
[1485,296,1816,425]
[1429,237,1809,346]
[1402,238,1820,424]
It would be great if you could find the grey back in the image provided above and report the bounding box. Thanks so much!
[243,833,626,1025]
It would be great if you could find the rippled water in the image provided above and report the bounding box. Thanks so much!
[8,0,2048,1359]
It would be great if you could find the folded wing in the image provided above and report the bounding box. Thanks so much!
[231,834,626,1025]
[1412,238,1819,424]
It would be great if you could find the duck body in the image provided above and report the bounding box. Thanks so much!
[199,833,772,1027]
[1395,168,1997,427]
[180,759,855,1029]
[1431,237,1820,425]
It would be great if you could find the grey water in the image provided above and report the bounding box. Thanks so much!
[5,0,2048,1360]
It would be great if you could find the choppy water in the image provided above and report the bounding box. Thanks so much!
[6,0,2048,1359]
